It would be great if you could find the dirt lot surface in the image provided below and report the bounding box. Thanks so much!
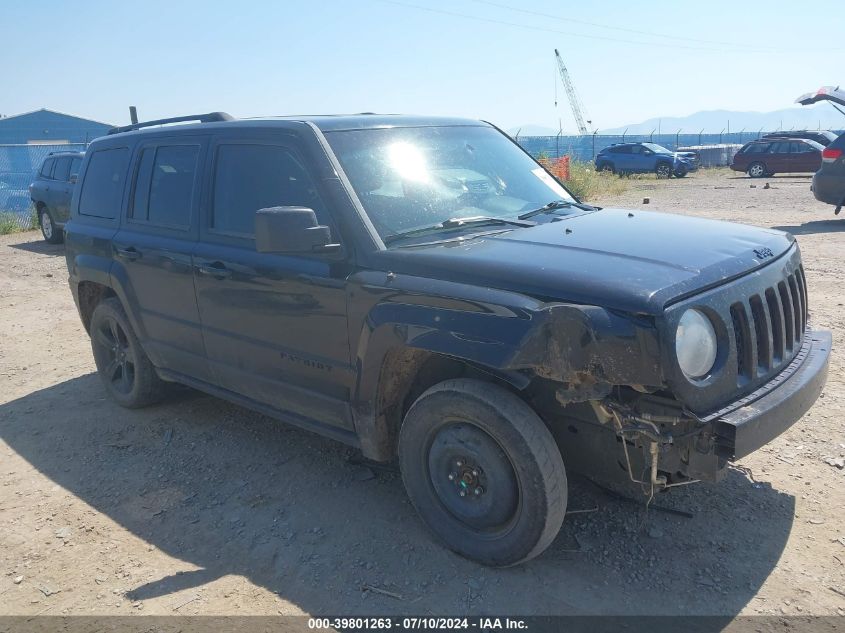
[1,169,844,617]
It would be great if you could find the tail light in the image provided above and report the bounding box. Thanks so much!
[822,148,843,163]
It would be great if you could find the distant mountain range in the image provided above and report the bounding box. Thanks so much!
[509,106,845,137]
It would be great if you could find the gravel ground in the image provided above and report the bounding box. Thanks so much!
[1,168,844,617]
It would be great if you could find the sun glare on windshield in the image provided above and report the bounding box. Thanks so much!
[387,142,430,183]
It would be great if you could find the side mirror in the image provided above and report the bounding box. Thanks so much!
[255,206,340,254]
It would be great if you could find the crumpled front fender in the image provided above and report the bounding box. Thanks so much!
[349,271,666,459]
[505,304,664,399]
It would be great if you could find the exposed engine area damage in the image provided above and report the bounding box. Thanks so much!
[597,400,707,493]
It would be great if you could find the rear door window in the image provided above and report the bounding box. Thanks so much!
[211,143,325,236]
[131,145,199,228]
[78,147,130,219]
[52,157,72,182]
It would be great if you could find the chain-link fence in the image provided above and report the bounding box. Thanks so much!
[514,130,844,164]
[0,143,87,232]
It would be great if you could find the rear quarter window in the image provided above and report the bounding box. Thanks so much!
[744,143,769,154]
[40,159,55,178]
[79,148,130,219]
[70,157,82,180]
[53,157,72,182]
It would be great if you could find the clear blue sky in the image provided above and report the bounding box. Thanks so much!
[4,0,843,132]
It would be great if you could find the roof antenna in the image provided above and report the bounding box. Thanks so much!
[129,106,138,124]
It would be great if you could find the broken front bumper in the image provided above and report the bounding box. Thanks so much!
[705,329,831,460]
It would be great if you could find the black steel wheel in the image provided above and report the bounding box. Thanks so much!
[428,422,519,533]
[399,378,567,567]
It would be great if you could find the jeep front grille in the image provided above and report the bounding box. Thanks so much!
[731,266,808,384]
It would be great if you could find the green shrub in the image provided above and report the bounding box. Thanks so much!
[0,207,38,235]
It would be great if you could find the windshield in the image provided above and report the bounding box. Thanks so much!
[325,126,577,242]
[643,143,673,154]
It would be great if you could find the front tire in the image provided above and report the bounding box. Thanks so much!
[39,206,63,244]
[399,378,567,567]
[747,162,766,178]
[89,298,166,408]
[656,162,672,178]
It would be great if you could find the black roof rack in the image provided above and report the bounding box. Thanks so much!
[108,112,234,135]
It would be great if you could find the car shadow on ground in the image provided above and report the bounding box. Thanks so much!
[773,219,845,235]
[0,374,795,616]
[8,239,65,257]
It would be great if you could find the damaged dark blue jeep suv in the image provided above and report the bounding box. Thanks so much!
[64,112,830,566]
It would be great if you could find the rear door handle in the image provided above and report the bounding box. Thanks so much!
[196,262,232,279]
[115,246,140,261]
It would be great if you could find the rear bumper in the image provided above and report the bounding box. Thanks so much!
[812,172,845,206]
[707,330,831,459]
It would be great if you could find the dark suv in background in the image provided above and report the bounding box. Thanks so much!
[64,112,829,567]
[730,138,823,177]
[30,151,84,243]
[762,130,839,147]
[594,142,695,178]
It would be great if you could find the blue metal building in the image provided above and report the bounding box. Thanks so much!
[0,109,113,217]
[0,108,112,145]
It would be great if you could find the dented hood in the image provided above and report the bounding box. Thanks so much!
[380,208,796,315]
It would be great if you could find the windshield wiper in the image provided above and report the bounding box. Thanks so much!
[517,199,597,220]
[383,216,534,245]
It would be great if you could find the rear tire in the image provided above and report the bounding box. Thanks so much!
[398,378,567,567]
[747,162,766,178]
[89,298,166,408]
[39,206,63,244]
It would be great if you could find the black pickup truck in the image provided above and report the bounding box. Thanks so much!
[64,112,830,567]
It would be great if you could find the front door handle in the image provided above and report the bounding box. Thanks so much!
[196,262,232,279]
[115,246,140,261]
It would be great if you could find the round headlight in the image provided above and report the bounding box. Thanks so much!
[675,309,717,380]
